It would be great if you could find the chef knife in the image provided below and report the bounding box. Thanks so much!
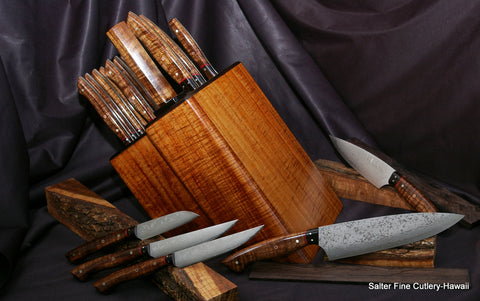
[169,18,218,80]
[330,136,438,212]
[222,212,462,272]
[66,211,199,263]
[94,225,263,293]
[71,220,237,280]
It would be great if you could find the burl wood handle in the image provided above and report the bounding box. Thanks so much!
[126,12,198,91]
[94,255,170,293]
[71,246,147,281]
[66,227,135,263]
[222,232,309,272]
[389,172,438,212]
[169,18,218,80]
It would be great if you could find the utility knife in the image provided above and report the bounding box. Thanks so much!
[66,211,198,263]
[94,225,263,293]
[71,220,237,280]
[222,212,462,272]
[330,136,438,212]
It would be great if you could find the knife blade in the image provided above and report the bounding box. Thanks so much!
[66,211,199,263]
[71,220,237,280]
[330,136,438,212]
[169,18,218,80]
[222,212,463,272]
[94,225,263,293]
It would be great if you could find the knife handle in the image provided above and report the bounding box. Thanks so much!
[168,18,218,80]
[94,255,172,293]
[71,246,148,281]
[389,172,438,212]
[66,227,135,263]
[222,231,316,272]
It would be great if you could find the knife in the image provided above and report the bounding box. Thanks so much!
[94,225,263,293]
[169,18,218,80]
[66,211,199,263]
[71,220,237,281]
[330,136,438,212]
[222,212,463,272]
[126,12,199,91]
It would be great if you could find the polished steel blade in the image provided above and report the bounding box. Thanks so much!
[148,220,237,258]
[330,136,395,188]
[134,211,199,240]
[173,225,263,268]
[317,212,463,260]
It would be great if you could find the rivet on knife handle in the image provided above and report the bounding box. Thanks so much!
[66,227,136,263]
[169,18,218,80]
[71,245,148,281]
[222,231,313,272]
[107,21,176,106]
[388,172,438,212]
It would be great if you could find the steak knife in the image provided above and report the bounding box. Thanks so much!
[330,136,438,212]
[222,212,462,272]
[94,225,263,293]
[71,220,237,280]
[66,211,198,263]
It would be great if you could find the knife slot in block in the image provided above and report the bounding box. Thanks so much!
[111,62,343,264]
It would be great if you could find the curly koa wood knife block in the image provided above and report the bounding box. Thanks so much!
[111,62,343,263]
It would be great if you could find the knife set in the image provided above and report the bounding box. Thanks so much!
[79,12,343,264]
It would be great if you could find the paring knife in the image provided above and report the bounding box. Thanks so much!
[169,18,218,80]
[94,225,263,293]
[71,220,237,280]
[330,136,438,212]
[66,211,199,263]
[222,212,463,272]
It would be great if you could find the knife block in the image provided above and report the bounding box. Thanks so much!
[111,62,343,263]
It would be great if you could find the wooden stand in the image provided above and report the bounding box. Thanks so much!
[46,178,237,301]
[111,63,343,264]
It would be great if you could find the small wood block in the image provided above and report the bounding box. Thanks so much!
[46,178,237,301]
[249,261,470,285]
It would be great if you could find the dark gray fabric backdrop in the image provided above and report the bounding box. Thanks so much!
[1,1,478,300]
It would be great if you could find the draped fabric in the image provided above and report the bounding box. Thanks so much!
[1,1,478,299]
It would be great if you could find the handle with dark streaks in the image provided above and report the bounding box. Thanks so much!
[104,59,156,122]
[71,245,148,281]
[222,232,311,272]
[66,226,136,263]
[389,172,438,212]
[107,21,176,106]
[169,18,218,80]
[126,12,198,91]
[138,15,206,85]
[94,255,171,293]
[77,77,132,144]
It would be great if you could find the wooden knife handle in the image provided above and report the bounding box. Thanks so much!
[66,227,135,263]
[94,255,170,293]
[71,246,148,281]
[169,18,218,80]
[222,232,311,272]
[126,12,198,90]
[389,172,438,212]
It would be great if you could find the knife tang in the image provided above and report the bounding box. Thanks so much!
[94,255,172,293]
[66,226,136,263]
[169,18,218,80]
[71,245,148,281]
[389,172,438,212]
[107,21,176,107]
[222,230,317,272]
[139,15,207,86]
[126,12,198,91]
